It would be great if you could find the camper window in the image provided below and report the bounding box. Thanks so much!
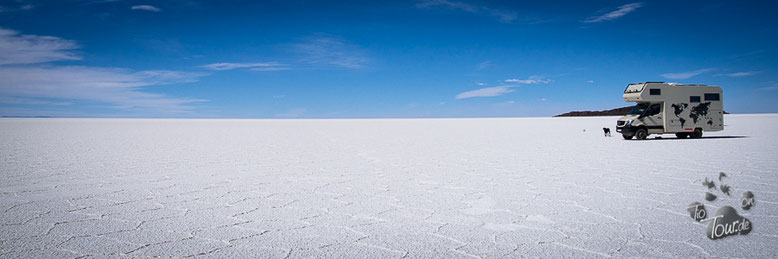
[624,84,645,93]
[705,93,720,101]
[649,89,661,95]
[690,96,701,102]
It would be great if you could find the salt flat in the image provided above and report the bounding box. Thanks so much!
[1,115,777,258]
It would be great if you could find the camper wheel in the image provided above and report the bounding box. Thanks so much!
[622,134,633,140]
[691,128,703,139]
[675,133,689,139]
[635,128,648,140]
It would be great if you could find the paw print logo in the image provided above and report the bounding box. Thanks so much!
[686,172,756,240]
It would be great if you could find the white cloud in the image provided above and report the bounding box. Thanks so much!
[200,62,288,71]
[715,71,759,77]
[0,27,80,65]
[504,75,552,84]
[0,27,207,114]
[131,5,161,12]
[587,80,594,83]
[660,68,715,79]
[537,98,547,102]
[416,0,517,23]
[456,86,514,99]
[0,66,207,112]
[294,36,368,69]
[584,3,643,23]
[457,75,551,99]
[476,82,486,86]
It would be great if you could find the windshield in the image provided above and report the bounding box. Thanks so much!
[628,103,649,115]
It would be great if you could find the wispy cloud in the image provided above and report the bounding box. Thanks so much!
[250,66,289,71]
[715,71,759,77]
[488,9,518,23]
[456,86,514,99]
[0,66,207,112]
[131,5,161,12]
[457,76,550,99]
[0,2,35,12]
[758,83,778,91]
[476,61,491,71]
[294,35,368,69]
[0,27,80,65]
[200,62,288,71]
[0,27,207,113]
[504,75,552,84]
[729,50,765,60]
[416,0,517,23]
[0,96,71,106]
[584,3,643,23]
[417,0,476,12]
[660,68,714,79]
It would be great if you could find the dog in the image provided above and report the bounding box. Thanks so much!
[603,127,611,137]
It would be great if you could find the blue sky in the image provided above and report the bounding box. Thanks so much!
[1,0,777,118]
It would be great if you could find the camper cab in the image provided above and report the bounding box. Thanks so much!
[616,82,723,140]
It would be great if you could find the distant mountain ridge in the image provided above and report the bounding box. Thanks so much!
[554,106,729,117]
[554,106,634,117]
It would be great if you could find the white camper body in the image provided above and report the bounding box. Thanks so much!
[616,82,723,140]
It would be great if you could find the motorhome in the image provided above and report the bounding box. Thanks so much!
[616,82,723,140]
